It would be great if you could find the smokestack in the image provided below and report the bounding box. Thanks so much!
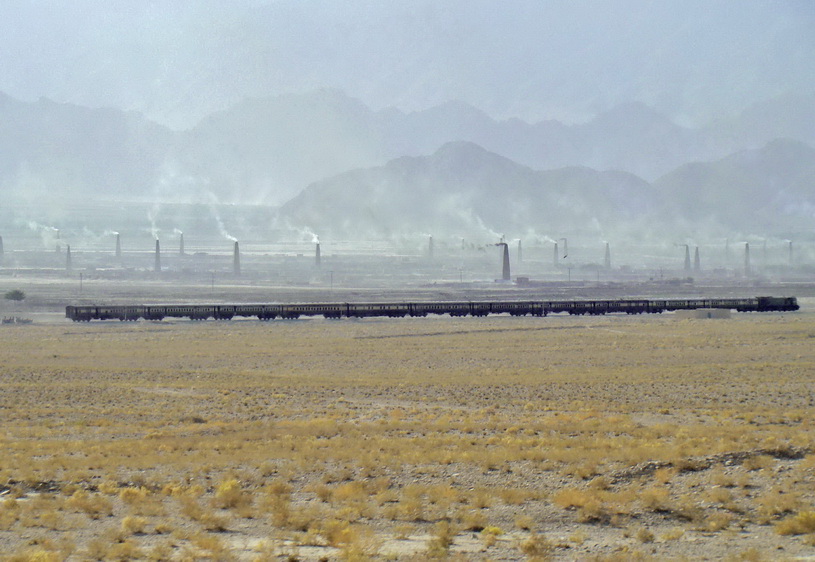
[725,239,730,267]
[233,241,241,276]
[428,235,434,259]
[115,233,121,259]
[154,239,161,272]
[789,240,793,266]
[684,245,691,271]
[179,233,185,256]
[694,247,701,272]
[604,242,611,269]
[315,242,321,267]
[744,243,751,277]
[66,245,72,272]
[517,239,522,264]
[0,235,4,261]
[500,243,510,281]
[553,242,559,267]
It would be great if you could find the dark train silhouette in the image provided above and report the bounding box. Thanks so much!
[66,296,798,322]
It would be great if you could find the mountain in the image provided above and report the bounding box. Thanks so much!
[1,1,812,129]
[278,141,657,239]
[653,139,815,234]
[167,91,815,202]
[0,93,173,201]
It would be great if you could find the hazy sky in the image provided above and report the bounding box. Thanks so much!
[1,0,812,128]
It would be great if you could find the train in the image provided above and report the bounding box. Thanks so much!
[65,296,799,322]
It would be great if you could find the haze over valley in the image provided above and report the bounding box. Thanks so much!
[0,0,813,267]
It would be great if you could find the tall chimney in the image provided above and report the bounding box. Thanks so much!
[725,238,730,267]
[604,242,611,269]
[694,246,701,272]
[684,245,691,271]
[789,240,793,266]
[0,235,4,261]
[66,245,72,272]
[501,243,510,281]
[517,239,522,264]
[553,242,559,267]
[744,243,751,277]
[115,233,121,259]
[428,235,434,259]
[154,239,161,272]
[233,241,241,276]
[179,233,185,256]
[315,242,321,268]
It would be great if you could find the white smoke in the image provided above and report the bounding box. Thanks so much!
[27,221,61,249]
[147,203,161,240]
[204,192,237,242]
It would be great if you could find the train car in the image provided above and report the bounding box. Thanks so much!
[278,303,345,319]
[409,302,470,317]
[469,302,492,317]
[347,303,410,318]
[490,301,536,316]
[65,305,96,322]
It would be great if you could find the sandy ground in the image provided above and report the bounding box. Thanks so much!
[1,276,814,560]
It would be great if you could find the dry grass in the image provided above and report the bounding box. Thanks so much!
[0,313,814,559]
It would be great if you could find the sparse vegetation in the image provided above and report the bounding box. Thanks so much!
[0,313,814,558]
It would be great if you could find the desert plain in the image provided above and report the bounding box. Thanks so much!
[1,301,814,560]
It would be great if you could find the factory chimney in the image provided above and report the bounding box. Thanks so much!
[684,245,691,271]
[66,245,72,272]
[179,233,185,256]
[315,242,321,268]
[517,239,522,264]
[0,235,4,261]
[744,243,751,277]
[789,241,793,266]
[154,239,161,272]
[233,241,241,276]
[604,242,611,269]
[500,243,510,281]
[694,247,701,272]
[553,242,559,267]
[428,235,434,259]
[115,234,121,259]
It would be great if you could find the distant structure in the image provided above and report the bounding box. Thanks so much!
[315,242,321,268]
[154,239,161,272]
[115,233,121,259]
[233,241,241,276]
[0,235,4,262]
[179,233,185,256]
[517,239,522,264]
[694,247,701,272]
[744,243,751,277]
[66,245,72,272]
[789,240,794,266]
[553,242,559,267]
[604,242,611,269]
[683,245,691,272]
[428,235,434,260]
[497,242,510,281]
[725,238,731,266]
